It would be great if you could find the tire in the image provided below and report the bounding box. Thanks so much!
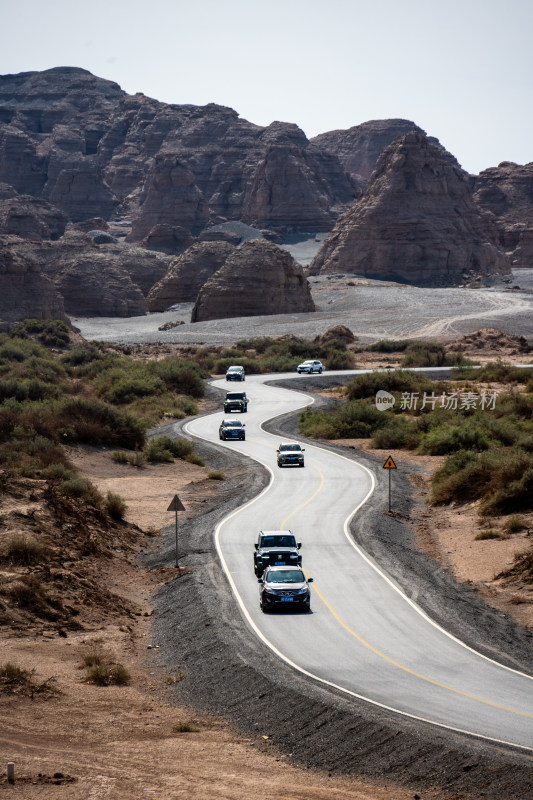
[319,368,322,374]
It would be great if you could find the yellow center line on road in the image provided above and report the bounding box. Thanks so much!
[307,577,533,719]
[280,463,325,529]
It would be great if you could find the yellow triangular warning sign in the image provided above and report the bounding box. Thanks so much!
[383,456,397,470]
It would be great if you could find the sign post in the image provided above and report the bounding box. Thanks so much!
[167,494,185,569]
[382,455,397,512]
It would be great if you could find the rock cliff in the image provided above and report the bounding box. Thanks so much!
[310,132,511,286]
[0,68,356,236]
[0,237,66,329]
[311,119,427,184]
[146,241,235,311]
[473,161,533,268]
[0,193,69,240]
[191,240,315,322]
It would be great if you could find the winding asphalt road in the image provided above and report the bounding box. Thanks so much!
[186,373,533,753]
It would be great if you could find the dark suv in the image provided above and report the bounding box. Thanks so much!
[259,566,313,612]
[224,391,248,413]
[253,530,302,577]
[219,419,246,440]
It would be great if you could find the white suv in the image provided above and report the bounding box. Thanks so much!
[297,360,324,374]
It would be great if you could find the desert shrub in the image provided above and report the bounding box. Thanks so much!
[430,449,494,505]
[4,536,48,565]
[61,345,102,367]
[56,397,146,449]
[502,515,528,533]
[105,491,127,520]
[458,362,533,384]
[371,416,420,449]
[474,530,503,540]
[0,662,58,696]
[172,722,199,733]
[57,476,104,507]
[184,453,205,466]
[96,362,166,405]
[85,661,131,686]
[13,319,70,348]
[298,406,337,439]
[111,450,147,467]
[0,379,29,402]
[497,548,533,581]
[41,463,76,482]
[419,420,493,455]
[207,470,225,480]
[145,439,175,463]
[367,339,412,353]
[320,349,355,370]
[8,575,65,620]
[480,463,533,516]
[401,342,469,368]
[346,370,433,401]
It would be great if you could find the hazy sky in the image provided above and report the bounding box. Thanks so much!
[1,0,531,174]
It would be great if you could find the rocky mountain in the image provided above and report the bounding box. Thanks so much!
[191,240,315,322]
[0,192,69,241]
[311,119,428,184]
[310,132,511,286]
[4,228,171,318]
[473,161,533,269]
[0,67,357,239]
[147,240,235,311]
[0,237,66,329]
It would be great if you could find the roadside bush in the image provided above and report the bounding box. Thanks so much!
[458,362,533,384]
[298,407,337,439]
[8,575,65,620]
[208,470,225,480]
[430,449,494,505]
[56,397,146,449]
[105,491,127,520]
[346,370,433,401]
[401,342,469,368]
[419,420,493,455]
[367,339,412,353]
[371,416,420,449]
[150,358,206,397]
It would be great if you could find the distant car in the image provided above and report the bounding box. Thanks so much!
[219,419,246,441]
[224,391,248,413]
[253,530,302,577]
[297,360,324,374]
[258,565,313,612]
[226,365,245,381]
[277,442,305,467]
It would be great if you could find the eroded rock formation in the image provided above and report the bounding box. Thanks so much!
[473,161,533,268]
[147,241,235,311]
[0,237,66,328]
[191,240,315,322]
[311,119,427,184]
[0,193,69,240]
[310,132,511,286]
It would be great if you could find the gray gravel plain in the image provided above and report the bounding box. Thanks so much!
[72,269,533,347]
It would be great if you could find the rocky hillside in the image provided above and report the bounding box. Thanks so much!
[473,161,533,269]
[191,240,316,321]
[310,132,511,286]
[0,67,357,237]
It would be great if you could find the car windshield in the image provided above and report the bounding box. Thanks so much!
[227,393,244,399]
[302,361,313,365]
[228,367,242,372]
[260,535,297,548]
[279,444,301,451]
[266,569,305,583]
[224,421,242,428]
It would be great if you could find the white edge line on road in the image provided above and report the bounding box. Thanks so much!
[184,379,533,753]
